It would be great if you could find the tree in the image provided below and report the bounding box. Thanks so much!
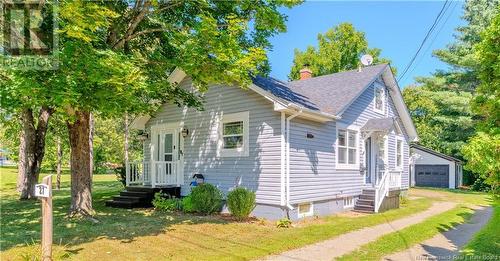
[431,0,499,92]
[402,86,475,159]
[462,8,500,195]
[289,23,392,80]
[404,0,499,187]
[2,0,300,216]
[0,71,56,199]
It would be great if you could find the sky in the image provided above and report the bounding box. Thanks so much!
[266,1,465,87]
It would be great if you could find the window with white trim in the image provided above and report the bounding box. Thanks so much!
[298,202,313,218]
[396,138,403,169]
[337,129,358,168]
[219,111,249,157]
[374,85,385,114]
[343,197,354,208]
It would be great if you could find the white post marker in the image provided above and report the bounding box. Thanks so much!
[35,175,53,261]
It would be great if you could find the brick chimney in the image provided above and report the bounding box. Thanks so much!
[299,67,312,80]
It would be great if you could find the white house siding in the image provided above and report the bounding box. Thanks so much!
[288,77,411,207]
[144,77,283,206]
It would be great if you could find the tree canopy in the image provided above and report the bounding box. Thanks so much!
[288,23,392,80]
[0,0,300,214]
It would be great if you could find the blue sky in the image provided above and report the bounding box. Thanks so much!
[267,1,464,87]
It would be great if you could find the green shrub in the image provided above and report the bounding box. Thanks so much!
[181,195,195,213]
[472,176,491,192]
[400,195,409,205]
[227,187,256,220]
[190,183,223,215]
[276,218,292,228]
[114,166,126,187]
[152,193,181,211]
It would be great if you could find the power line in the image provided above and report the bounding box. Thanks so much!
[402,1,459,83]
[397,0,451,82]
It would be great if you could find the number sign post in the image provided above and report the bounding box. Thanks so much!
[35,175,53,261]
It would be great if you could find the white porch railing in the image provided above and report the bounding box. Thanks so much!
[126,161,178,187]
[389,171,402,188]
[151,161,177,187]
[374,169,389,213]
[125,161,149,186]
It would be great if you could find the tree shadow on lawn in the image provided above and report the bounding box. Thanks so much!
[0,180,228,252]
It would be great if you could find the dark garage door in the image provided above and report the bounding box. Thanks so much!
[415,165,449,188]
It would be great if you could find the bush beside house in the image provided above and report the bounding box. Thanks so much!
[227,187,256,220]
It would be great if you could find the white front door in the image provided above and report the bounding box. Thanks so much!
[152,128,179,186]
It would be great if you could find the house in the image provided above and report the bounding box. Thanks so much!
[107,63,419,220]
[410,144,463,189]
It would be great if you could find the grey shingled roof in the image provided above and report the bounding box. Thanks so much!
[252,64,388,116]
[361,118,396,132]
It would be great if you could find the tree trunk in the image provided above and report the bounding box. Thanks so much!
[56,136,62,190]
[67,110,94,217]
[17,107,52,199]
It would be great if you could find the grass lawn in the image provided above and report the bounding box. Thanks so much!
[0,166,491,261]
[337,188,494,260]
[337,205,475,260]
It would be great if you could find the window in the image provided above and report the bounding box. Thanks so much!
[396,138,403,170]
[377,135,388,163]
[223,121,243,149]
[374,85,385,114]
[219,111,249,157]
[337,128,358,168]
[298,202,313,218]
[343,197,354,209]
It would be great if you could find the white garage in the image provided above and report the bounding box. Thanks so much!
[410,144,463,189]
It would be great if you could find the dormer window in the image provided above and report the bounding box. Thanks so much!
[374,85,385,114]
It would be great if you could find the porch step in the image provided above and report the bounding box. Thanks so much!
[105,186,181,209]
[359,194,375,201]
[362,189,375,195]
[356,199,374,206]
[112,195,142,203]
[120,191,152,198]
[105,200,139,209]
[353,189,376,214]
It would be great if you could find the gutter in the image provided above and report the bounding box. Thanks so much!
[284,109,303,210]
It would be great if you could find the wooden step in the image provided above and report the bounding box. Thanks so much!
[356,199,374,206]
[113,195,142,203]
[105,200,138,209]
[354,204,375,212]
[106,186,180,209]
[362,189,375,195]
[359,194,375,200]
[120,191,152,198]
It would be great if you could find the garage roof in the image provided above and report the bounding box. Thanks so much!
[411,144,462,163]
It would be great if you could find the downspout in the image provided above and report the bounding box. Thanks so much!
[285,109,303,210]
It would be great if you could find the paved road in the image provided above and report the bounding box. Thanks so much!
[260,202,457,261]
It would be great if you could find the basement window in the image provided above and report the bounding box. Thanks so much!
[343,197,354,209]
[298,202,313,218]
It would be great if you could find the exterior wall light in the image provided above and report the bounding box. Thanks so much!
[181,127,189,138]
